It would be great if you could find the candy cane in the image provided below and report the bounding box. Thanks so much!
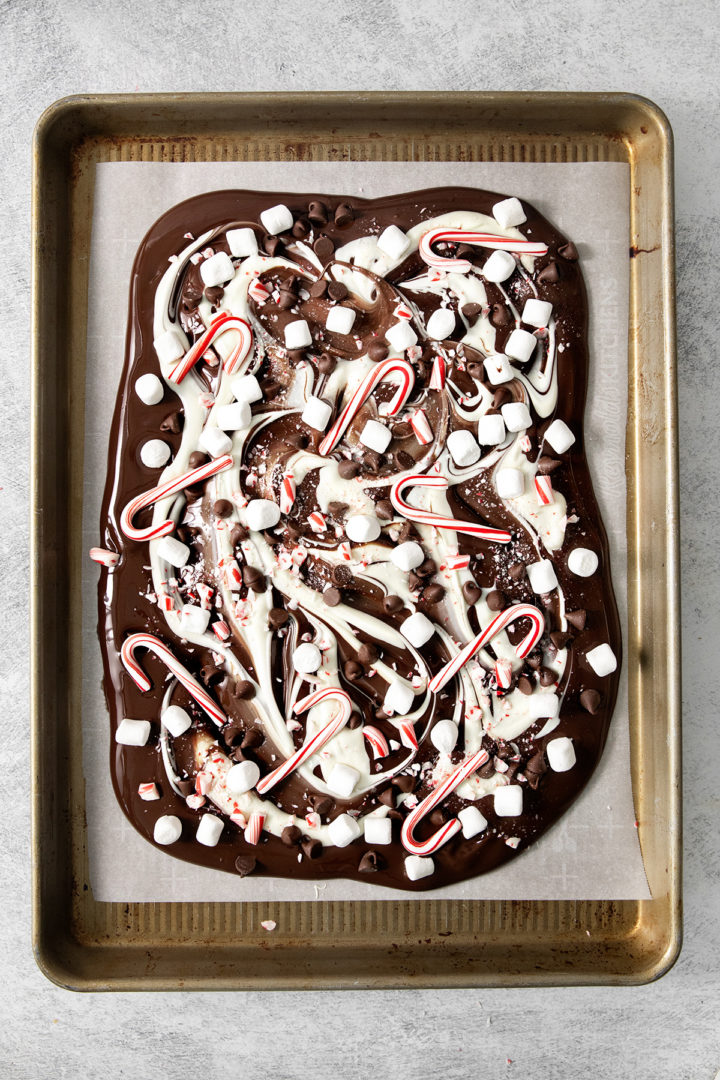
[429,603,545,693]
[400,746,490,855]
[398,720,418,750]
[419,229,548,273]
[363,726,390,758]
[429,354,446,391]
[168,312,253,382]
[120,454,233,542]
[280,472,296,514]
[121,632,228,727]
[409,408,433,445]
[390,473,512,543]
[318,359,415,456]
[244,812,265,845]
[534,475,553,505]
[255,688,352,795]
[89,547,118,567]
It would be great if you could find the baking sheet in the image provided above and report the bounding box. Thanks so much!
[81,160,649,902]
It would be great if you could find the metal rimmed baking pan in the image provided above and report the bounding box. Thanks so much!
[31,91,680,990]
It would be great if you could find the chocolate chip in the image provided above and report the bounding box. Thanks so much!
[317,352,336,375]
[332,564,353,586]
[368,340,389,362]
[264,234,284,256]
[358,642,379,665]
[287,431,309,450]
[323,587,342,607]
[160,411,182,433]
[176,779,195,797]
[487,589,506,611]
[538,261,560,284]
[394,449,415,470]
[463,581,482,604]
[558,241,579,261]
[566,609,587,632]
[430,807,448,827]
[281,825,302,847]
[580,688,602,714]
[205,285,226,306]
[537,456,562,475]
[309,278,327,297]
[376,499,395,521]
[492,386,513,409]
[378,788,395,808]
[309,794,334,815]
[392,422,413,440]
[313,235,334,262]
[358,851,382,873]
[550,630,573,651]
[337,459,361,480]
[292,217,311,239]
[268,607,289,629]
[396,521,415,544]
[362,450,382,473]
[525,750,548,788]
[213,498,233,518]
[526,652,542,670]
[334,202,354,227]
[461,302,483,324]
[242,565,265,592]
[490,302,512,327]
[508,561,526,582]
[277,288,296,310]
[383,594,403,614]
[241,728,263,749]
[416,558,435,578]
[229,682,253,704]
[347,712,363,730]
[392,774,415,794]
[423,583,445,603]
[467,360,484,379]
[327,280,349,302]
[301,837,322,859]
[517,674,535,696]
[184,280,203,302]
[408,571,422,591]
[234,855,257,876]
[201,663,222,686]
[188,450,209,470]
[344,660,364,682]
[230,523,248,546]
[539,666,557,687]
[325,501,347,520]
[308,200,328,225]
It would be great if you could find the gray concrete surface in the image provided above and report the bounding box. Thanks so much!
[1,1,718,1077]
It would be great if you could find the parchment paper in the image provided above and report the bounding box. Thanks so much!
[81,160,650,901]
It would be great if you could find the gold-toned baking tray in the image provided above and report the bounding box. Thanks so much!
[31,92,680,990]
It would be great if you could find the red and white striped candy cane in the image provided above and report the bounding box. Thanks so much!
[494,657,513,690]
[89,547,119,567]
[120,454,233,542]
[398,720,418,750]
[409,408,433,445]
[121,632,228,727]
[419,229,548,273]
[318,359,415,456]
[390,473,512,543]
[400,746,490,855]
[255,688,352,795]
[429,603,545,693]
[168,312,253,383]
[363,726,390,759]
[280,471,296,514]
[534,475,553,505]
[429,354,446,391]
[244,812,265,845]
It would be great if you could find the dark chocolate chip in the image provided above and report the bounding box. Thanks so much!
[517,674,535,696]
[327,280,349,302]
[234,855,257,877]
[347,712,363,730]
[538,261,560,284]
[430,807,449,827]
[313,235,335,262]
[394,449,415,470]
[307,200,328,224]
[323,587,342,607]
[423,583,445,603]
[317,352,336,375]
[264,235,284,256]
[230,523,248,546]
[392,421,413,440]
[344,660,364,682]
[309,278,328,298]
[358,642,379,665]
[241,728,263,749]
[160,412,182,434]
[558,241,579,261]
[281,825,302,847]
[537,456,562,475]
[292,217,311,239]
[392,774,415,793]
[309,794,334,815]
[338,459,361,480]
[376,499,395,521]
[461,302,483,324]
[417,558,436,578]
[580,688,602,714]
[334,202,354,227]
[277,288,296,310]
[358,851,382,873]
[233,680,255,700]
[188,450,209,470]
[201,664,222,686]
[508,561,527,582]
[301,837,323,859]
[492,386,513,409]
[332,564,353,586]
[490,302,512,327]
[550,630,573,651]
[242,565,265,592]
[463,581,482,604]
[566,609,587,632]
[327,500,348,518]
[408,571,422,591]
[383,594,403,614]
[268,607,289,629]
[486,589,506,611]
[539,667,557,687]
[176,779,195,797]
[467,360,484,378]
[362,450,382,473]
[378,788,395,808]
[213,498,233,518]
[368,341,389,362]
[204,285,225,305]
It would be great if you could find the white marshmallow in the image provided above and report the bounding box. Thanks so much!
[505,328,537,363]
[301,395,333,431]
[140,439,171,469]
[226,227,258,258]
[345,514,381,543]
[200,251,235,288]
[377,224,411,261]
[477,413,506,446]
[154,815,182,845]
[483,353,514,386]
[327,763,360,799]
[384,680,415,716]
[522,298,553,328]
[327,813,363,848]
[586,643,618,677]
[482,249,516,283]
[496,467,525,499]
[199,426,233,457]
[527,692,560,719]
[292,642,322,674]
[430,719,458,754]
[246,499,281,531]
[494,784,523,817]
[196,815,224,847]
[326,305,356,334]
[400,612,435,648]
[544,418,576,453]
[458,805,488,838]
[447,428,481,467]
[161,705,192,737]
[231,373,263,403]
[215,401,251,431]
[390,541,424,572]
[360,419,392,453]
[492,197,527,229]
[363,816,392,845]
[385,320,417,352]
[156,535,190,568]
[568,547,599,577]
[154,328,186,365]
[115,718,151,746]
[405,854,435,881]
[547,737,576,772]
[227,760,261,795]
[180,604,211,636]
[426,307,455,339]
[135,373,164,406]
[501,401,532,432]
[527,558,559,594]
[284,319,313,350]
[260,203,294,235]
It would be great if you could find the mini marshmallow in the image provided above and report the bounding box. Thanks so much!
[483,353,514,386]
[482,249,516,283]
[493,784,523,817]
[505,328,537,363]
[527,692,560,719]
[327,763,360,799]
[547,737,577,772]
[458,805,488,838]
[231,373,263,403]
[246,499,281,531]
[154,815,182,845]
[200,251,235,288]
[135,373,164,406]
[447,428,481,467]
[327,813,363,848]
[385,320,417,352]
[492,196,527,229]
[227,760,261,795]
[501,401,532,432]
[522,298,553,328]
[292,642,322,674]
[154,328,186,365]
[400,612,435,648]
[430,719,458,754]
[527,558,559,594]
[326,305,356,334]
[363,816,392,845]
[156,535,190,568]
[199,426,233,457]
[496,467,525,499]
[384,680,415,716]
[215,401,251,431]
[568,547,599,577]
[426,307,456,339]
[345,514,381,543]
[161,705,192,737]
[477,413,506,446]
[180,604,211,636]
[226,227,258,258]
[377,224,411,261]
[260,203,294,235]
[405,855,435,881]
[544,418,576,454]
[301,395,333,431]
[196,814,224,847]
[586,643,618,677]
[284,319,313,350]
[140,439,171,469]
[115,718,151,746]
[390,541,425,572]
[360,419,392,453]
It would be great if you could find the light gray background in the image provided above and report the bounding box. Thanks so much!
[1,1,717,1078]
